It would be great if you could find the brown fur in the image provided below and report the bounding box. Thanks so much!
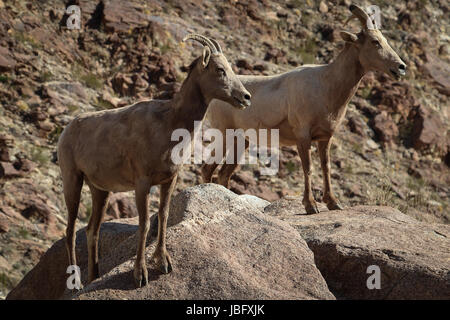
[202,6,406,214]
[58,38,251,287]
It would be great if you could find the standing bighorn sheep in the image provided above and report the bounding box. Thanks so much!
[201,5,406,213]
[58,34,251,287]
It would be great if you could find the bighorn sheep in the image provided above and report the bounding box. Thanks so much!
[57,34,251,287]
[201,5,406,213]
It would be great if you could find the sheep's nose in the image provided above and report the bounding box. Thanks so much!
[398,63,406,75]
[244,93,251,101]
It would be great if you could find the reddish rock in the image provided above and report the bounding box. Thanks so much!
[370,82,417,120]
[348,116,366,137]
[0,181,60,237]
[0,133,13,162]
[102,1,148,33]
[15,158,36,173]
[253,63,266,72]
[264,48,287,64]
[411,105,448,155]
[423,52,450,96]
[372,111,399,145]
[236,59,252,70]
[0,46,16,71]
[111,73,133,96]
[0,216,9,233]
[0,162,22,178]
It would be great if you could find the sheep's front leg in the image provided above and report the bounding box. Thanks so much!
[134,179,151,288]
[296,137,319,214]
[152,174,178,274]
[318,139,343,210]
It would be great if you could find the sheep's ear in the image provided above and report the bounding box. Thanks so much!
[202,46,211,68]
[340,31,358,43]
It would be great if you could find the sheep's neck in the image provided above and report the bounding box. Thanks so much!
[325,43,365,116]
[171,72,209,133]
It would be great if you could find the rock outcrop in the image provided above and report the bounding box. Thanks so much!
[265,200,450,299]
[7,185,450,300]
[7,184,334,300]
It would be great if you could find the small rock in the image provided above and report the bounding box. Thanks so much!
[411,105,447,155]
[426,200,442,208]
[319,1,328,13]
[0,46,16,71]
[372,111,399,146]
[236,59,252,70]
[27,95,42,107]
[365,139,379,150]
[348,116,366,136]
[0,162,22,178]
[38,120,54,132]
[252,64,266,72]
[16,100,29,112]
[0,217,9,233]
[101,92,122,108]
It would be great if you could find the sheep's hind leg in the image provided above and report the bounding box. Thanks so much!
[152,174,178,274]
[201,163,219,183]
[318,139,343,211]
[86,184,110,283]
[296,137,319,214]
[134,179,151,288]
[217,137,249,188]
[217,163,238,188]
[62,171,83,270]
[201,136,228,184]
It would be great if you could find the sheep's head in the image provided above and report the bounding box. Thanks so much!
[183,34,251,110]
[341,4,406,80]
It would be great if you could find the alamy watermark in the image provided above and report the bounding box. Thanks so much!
[171,121,280,175]
[66,5,81,30]
[66,264,82,290]
[366,265,381,290]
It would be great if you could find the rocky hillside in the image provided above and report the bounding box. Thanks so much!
[6,184,449,300]
[0,0,449,298]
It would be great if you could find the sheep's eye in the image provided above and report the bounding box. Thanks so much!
[217,68,226,75]
[372,40,381,47]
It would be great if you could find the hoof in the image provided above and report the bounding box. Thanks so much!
[153,250,173,274]
[133,263,148,288]
[327,201,343,211]
[159,259,173,274]
[305,203,320,214]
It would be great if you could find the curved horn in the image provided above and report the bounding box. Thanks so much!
[210,38,223,53]
[182,34,218,54]
[349,4,374,29]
